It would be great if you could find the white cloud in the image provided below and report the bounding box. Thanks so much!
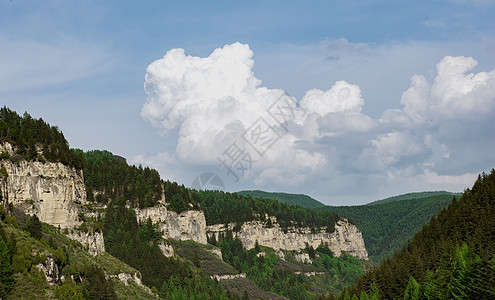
[140,42,495,205]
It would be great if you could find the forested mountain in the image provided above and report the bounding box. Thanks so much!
[326,194,454,262]
[237,190,455,262]
[365,191,461,206]
[0,106,84,169]
[340,169,495,299]
[237,190,326,208]
[194,189,340,231]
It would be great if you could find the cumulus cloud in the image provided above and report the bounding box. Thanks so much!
[140,43,495,204]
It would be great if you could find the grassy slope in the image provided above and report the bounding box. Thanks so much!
[237,190,326,208]
[0,214,155,300]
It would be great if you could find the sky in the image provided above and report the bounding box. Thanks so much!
[1,0,495,205]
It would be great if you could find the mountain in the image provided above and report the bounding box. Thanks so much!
[1,107,372,299]
[340,170,495,299]
[236,189,456,262]
[326,193,455,262]
[237,190,326,208]
[365,191,461,206]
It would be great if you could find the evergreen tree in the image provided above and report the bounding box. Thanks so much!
[404,276,419,300]
[0,238,14,296]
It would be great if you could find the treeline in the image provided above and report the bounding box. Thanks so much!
[326,193,454,262]
[194,190,340,231]
[0,107,84,169]
[340,169,495,299]
[102,198,231,299]
[80,150,163,208]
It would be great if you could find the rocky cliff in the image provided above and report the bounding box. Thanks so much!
[0,143,87,229]
[135,205,207,244]
[207,218,369,260]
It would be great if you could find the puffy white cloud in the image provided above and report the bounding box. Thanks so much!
[140,42,495,204]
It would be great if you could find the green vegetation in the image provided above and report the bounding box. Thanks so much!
[325,193,454,262]
[365,191,461,206]
[210,231,366,299]
[102,198,231,299]
[0,106,84,169]
[340,169,495,299]
[238,190,326,208]
[0,203,155,300]
[195,189,340,232]
[80,150,163,208]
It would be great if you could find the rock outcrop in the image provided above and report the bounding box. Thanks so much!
[68,230,105,256]
[207,218,369,260]
[36,257,60,285]
[135,205,207,244]
[0,148,87,229]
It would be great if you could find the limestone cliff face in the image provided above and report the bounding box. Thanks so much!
[135,205,207,244]
[68,230,105,256]
[0,151,86,229]
[207,218,369,260]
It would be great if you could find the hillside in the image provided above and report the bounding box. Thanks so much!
[326,193,454,262]
[237,190,326,208]
[365,191,461,206]
[0,206,155,299]
[0,108,374,299]
[236,189,455,262]
[340,169,495,299]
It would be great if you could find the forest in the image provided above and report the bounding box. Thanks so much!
[339,170,495,299]
[326,193,455,262]
[0,106,84,169]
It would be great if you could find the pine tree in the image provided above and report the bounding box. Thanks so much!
[404,276,419,300]
[0,238,14,295]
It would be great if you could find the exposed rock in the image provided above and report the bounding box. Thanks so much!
[36,257,60,285]
[293,271,326,276]
[0,149,87,229]
[207,218,369,260]
[210,273,246,281]
[68,230,105,256]
[159,242,174,258]
[135,205,207,244]
[111,272,143,286]
[206,246,223,260]
[295,253,312,264]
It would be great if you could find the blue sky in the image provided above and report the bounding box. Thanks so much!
[1,0,495,205]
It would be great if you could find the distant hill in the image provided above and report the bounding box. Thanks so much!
[237,190,326,208]
[365,191,462,206]
[325,193,455,262]
[343,170,495,299]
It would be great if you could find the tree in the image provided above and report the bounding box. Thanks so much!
[404,276,419,300]
[0,238,14,296]
[26,214,43,240]
[82,264,116,300]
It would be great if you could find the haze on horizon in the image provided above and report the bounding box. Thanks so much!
[1,0,495,205]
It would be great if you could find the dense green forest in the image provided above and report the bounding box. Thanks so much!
[102,198,231,299]
[79,150,163,208]
[238,190,326,208]
[210,232,364,299]
[80,150,199,211]
[0,107,84,169]
[325,193,454,262]
[365,191,461,206]
[340,169,495,299]
[194,189,340,232]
